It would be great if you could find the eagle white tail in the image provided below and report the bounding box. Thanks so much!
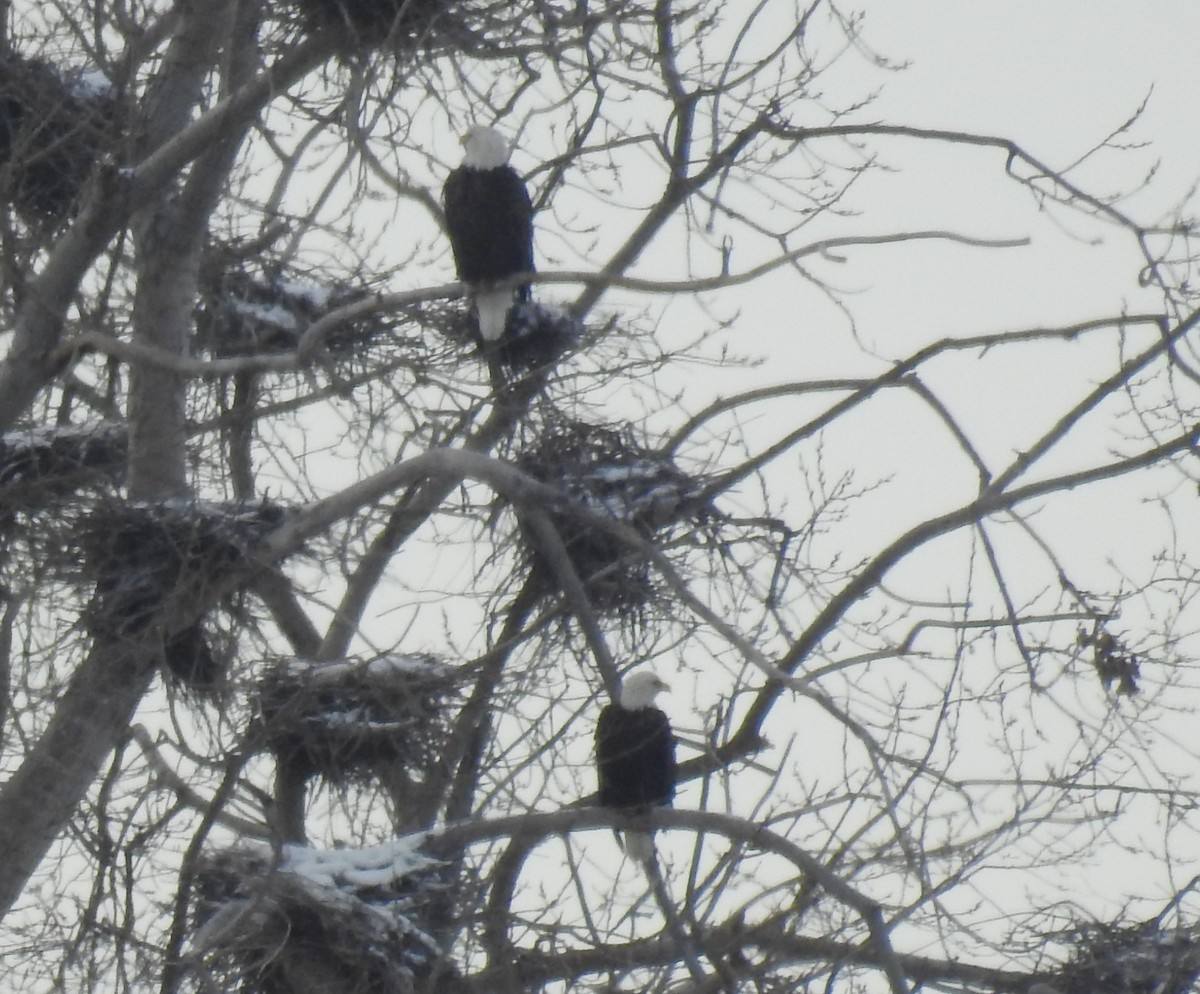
[623,829,656,864]
[475,288,511,341]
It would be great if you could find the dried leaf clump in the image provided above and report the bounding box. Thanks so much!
[1078,626,1141,696]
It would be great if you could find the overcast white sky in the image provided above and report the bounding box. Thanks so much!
[860,5,1200,147]
[825,3,1199,322]
[642,5,1200,595]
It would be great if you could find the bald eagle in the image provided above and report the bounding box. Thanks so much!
[442,125,534,341]
[595,671,675,863]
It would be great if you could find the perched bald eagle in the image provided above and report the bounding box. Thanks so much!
[442,125,534,341]
[595,671,675,863]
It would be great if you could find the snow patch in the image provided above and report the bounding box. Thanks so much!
[1,420,123,449]
[230,297,299,330]
[276,279,336,310]
[69,68,114,100]
[281,653,448,682]
[276,835,438,890]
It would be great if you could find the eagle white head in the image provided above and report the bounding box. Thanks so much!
[619,671,670,710]
[461,124,512,169]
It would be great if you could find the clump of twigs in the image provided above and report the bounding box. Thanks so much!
[76,499,286,684]
[1077,625,1140,696]
[0,52,117,222]
[1052,920,1200,994]
[286,0,466,54]
[0,422,125,511]
[280,0,651,61]
[196,259,385,360]
[516,419,707,613]
[255,654,457,787]
[161,621,223,693]
[192,842,443,994]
